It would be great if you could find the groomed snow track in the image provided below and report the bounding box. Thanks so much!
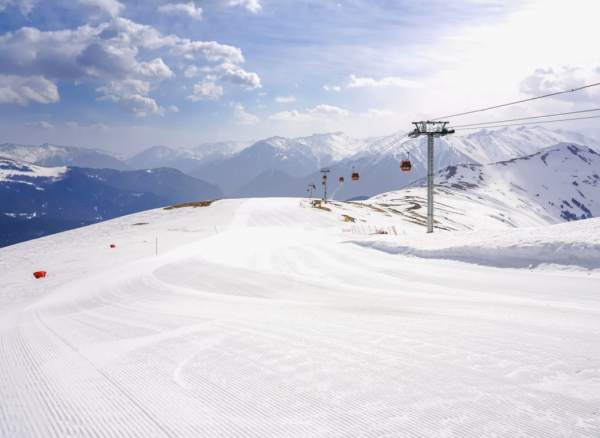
[1,198,599,437]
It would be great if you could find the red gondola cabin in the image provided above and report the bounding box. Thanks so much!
[400,161,412,171]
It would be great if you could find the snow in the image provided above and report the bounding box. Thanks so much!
[0,158,67,182]
[1,198,599,437]
[367,142,600,230]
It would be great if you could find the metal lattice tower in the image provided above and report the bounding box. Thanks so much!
[307,183,315,198]
[408,121,455,233]
[320,168,330,203]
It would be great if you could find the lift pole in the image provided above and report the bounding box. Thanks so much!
[307,183,314,198]
[408,121,454,233]
[427,134,434,232]
[320,168,330,203]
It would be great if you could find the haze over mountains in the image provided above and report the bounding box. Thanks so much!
[2,126,600,247]
[4,126,598,200]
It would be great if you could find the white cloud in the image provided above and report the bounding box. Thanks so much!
[0,0,36,15]
[96,79,151,97]
[274,95,295,103]
[268,110,311,122]
[307,104,349,116]
[25,121,54,129]
[257,104,266,108]
[0,75,59,105]
[258,92,266,96]
[78,0,125,18]
[360,109,398,117]
[158,1,203,20]
[227,0,261,13]
[519,66,591,102]
[168,105,179,112]
[231,101,259,125]
[173,40,244,63]
[347,74,421,88]
[186,75,223,101]
[184,62,237,78]
[269,104,348,121]
[323,85,340,91]
[66,122,109,131]
[220,68,261,90]
[116,94,164,117]
[184,65,206,78]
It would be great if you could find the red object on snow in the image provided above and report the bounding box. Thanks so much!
[110,244,115,248]
[33,271,46,279]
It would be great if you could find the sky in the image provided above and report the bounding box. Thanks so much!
[1,0,600,155]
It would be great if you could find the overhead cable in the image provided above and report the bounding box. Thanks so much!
[432,82,600,121]
[452,108,600,128]
[453,114,600,131]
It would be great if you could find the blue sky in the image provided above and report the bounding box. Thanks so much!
[1,0,599,155]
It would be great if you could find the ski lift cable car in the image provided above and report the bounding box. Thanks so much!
[351,166,359,181]
[339,175,344,183]
[400,151,412,172]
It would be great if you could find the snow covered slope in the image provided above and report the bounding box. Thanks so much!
[370,142,599,230]
[0,143,130,170]
[0,198,599,437]
[0,157,223,247]
[0,156,67,183]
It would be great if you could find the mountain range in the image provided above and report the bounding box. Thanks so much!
[3,127,598,201]
[369,142,599,231]
[0,158,222,247]
[2,126,599,247]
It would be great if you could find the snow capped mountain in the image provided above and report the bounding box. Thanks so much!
[229,126,600,201]
[369,142,599,230]
[392,125,600,166]
[126,141,252,173]
[292,131,371,163]
[0,143,130,170]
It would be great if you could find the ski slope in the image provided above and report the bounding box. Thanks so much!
[1,198,599,437]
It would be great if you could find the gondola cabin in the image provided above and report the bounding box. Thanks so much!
[351,172,359,181]
[323,175,327,181]
[339,176,344,183]
[322,181,326,185]
[400,160,412,171]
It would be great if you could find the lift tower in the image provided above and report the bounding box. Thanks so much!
[408,121,454,233]
[320,168,330,203]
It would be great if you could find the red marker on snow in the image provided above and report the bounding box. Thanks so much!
[33,271,46,279]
